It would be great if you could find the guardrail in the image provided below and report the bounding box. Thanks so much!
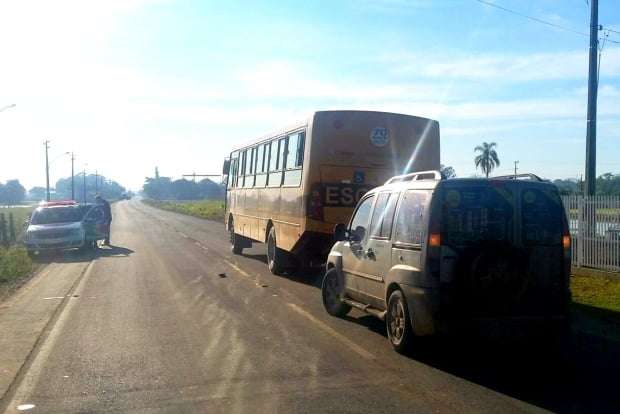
[562,195,620,272]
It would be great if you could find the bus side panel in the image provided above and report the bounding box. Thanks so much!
[278,186,303,251]
[245,189,259,240]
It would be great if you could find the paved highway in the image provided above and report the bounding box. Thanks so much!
[1,200,618,413]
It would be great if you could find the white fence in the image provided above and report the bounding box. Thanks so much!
[561,195,620,272]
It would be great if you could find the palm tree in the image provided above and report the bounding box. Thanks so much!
[474,142,500,178]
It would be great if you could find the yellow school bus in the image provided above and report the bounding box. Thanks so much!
[223,110,440,274]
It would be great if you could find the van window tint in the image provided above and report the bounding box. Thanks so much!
[522,188,564,245]
[370,192,397,238]
[441,186,514,246]
[350,195,375,242]
[394,191,428,245]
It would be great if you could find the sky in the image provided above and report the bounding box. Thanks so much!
[0,0,619,191]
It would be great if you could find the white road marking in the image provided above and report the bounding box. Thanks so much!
[42,297,65,300]
[16,404,35,411]
[287,303,376,361]
[224,260,253,279]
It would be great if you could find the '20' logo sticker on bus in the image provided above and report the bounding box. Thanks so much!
[370,127,390,147]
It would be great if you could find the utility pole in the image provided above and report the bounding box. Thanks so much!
[83,166,87,203]
[71,153,75,200]
[95,170,98,193]
[44,140,51,201]
[585,0,599,196]
[513,161,519,178]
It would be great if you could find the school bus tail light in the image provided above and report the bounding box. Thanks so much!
[308,189,324,221]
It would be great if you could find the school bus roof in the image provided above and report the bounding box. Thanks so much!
[230,110,437,152]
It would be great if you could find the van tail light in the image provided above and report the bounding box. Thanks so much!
[429,233,441,247]
[308,188,324,221]
[562,234,571,250]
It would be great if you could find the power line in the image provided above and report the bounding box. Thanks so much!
[604,27,620,35]
[474,0,589,37]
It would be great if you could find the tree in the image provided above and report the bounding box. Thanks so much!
[440,164,456,179]
[0,179,26,205]
[143,176,172,200]
[55,175,126,202]
[553,179,580,195]
[474,142,500,178]
[171,179,199,200]
[596,173,620,195]
[27,186,47,201]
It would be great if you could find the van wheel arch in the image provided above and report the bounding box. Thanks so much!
[386,282,401,305]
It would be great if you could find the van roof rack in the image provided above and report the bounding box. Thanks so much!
[385,170,442,185]
[492,173,543,181]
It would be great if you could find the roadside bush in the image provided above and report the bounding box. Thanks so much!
[142,199,225,222]
[0,247,32,283]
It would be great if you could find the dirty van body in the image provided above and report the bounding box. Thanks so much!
[323,172,571,352]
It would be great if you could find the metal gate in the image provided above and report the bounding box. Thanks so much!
[562,195,620,272]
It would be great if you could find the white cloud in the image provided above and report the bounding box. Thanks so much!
[390,48,620,81]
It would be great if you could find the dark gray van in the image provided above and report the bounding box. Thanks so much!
[322,171,571,353]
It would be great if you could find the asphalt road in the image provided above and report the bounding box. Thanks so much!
[1,200,618,413]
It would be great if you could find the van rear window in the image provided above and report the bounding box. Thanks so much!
[521,188,564,245]
[441,186,514,246]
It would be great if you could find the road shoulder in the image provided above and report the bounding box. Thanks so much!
[0,260,92,403]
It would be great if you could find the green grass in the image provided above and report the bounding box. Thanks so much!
[0,206,34,242]
[0,246,33,284]
[142,199,225,222]
[571,274,620,313]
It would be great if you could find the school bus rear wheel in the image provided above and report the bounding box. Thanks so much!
[267,226,285,275]
[230,221,243,255]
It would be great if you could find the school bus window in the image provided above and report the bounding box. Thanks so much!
[268,139,282,187]
[257,145,265,173]
[245,147,256,188]
[278,137,287,170]
[296,132,305,167]
[283,132,303,186]
[255,144,267,187]
[268,140,278,172]
[239,150,247,187]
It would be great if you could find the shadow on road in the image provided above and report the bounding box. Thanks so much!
[95,245,134,257]
[348,305,620,413]
[241,252,324,288]
[31,249,96,264]
[237,245,620,411]
[30,245,134,264]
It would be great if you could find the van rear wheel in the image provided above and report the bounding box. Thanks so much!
[267,227,284,275]
[386,289,413,354]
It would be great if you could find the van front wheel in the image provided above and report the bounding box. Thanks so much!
[322,268,351,317]
[386,289,413,354]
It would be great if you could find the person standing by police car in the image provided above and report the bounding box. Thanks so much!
[95,194,112,245]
